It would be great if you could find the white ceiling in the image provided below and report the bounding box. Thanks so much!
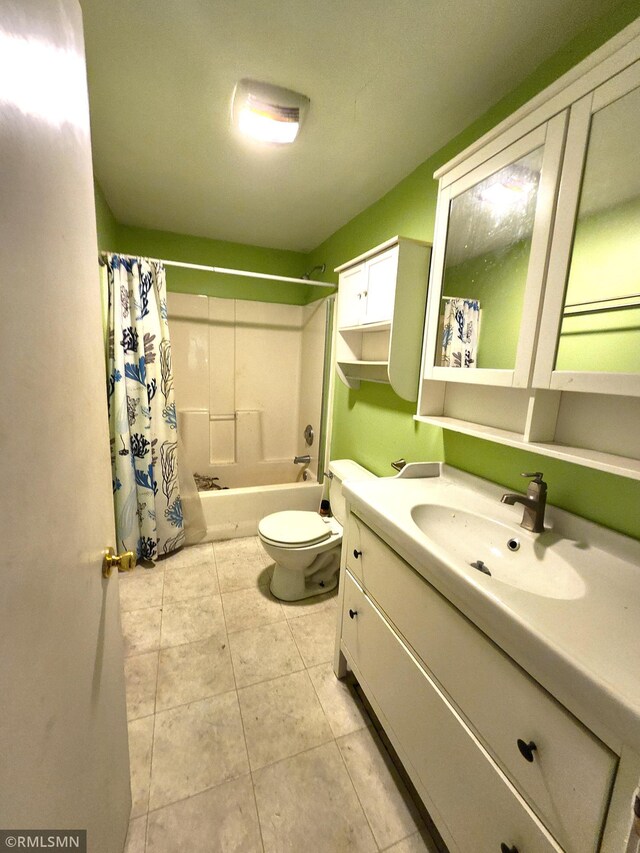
[81,0,624,253]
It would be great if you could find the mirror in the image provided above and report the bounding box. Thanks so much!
[437,147,544,370]
[555,84,640,374]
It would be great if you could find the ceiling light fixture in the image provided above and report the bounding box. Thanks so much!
[479,163,539,215]
[232,79,309,145]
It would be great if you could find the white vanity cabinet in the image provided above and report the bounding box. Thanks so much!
[335,237,431,401]
[337,513,619,853]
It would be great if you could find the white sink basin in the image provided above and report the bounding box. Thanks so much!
[410,504,586,600]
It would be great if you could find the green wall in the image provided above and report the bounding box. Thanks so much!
[308,0,640,540]
[330,382,445,476]
[94,181,118,249]
[93,187,331,306]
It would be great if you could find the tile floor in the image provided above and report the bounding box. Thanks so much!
[120,537,440,853]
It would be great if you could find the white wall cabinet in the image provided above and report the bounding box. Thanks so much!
[422,116,566,389]
[417,23,640,480]
[335,237,431,401]
[336,513,621,853]
[362,248,398,324]
[533,59,640,398]
[336,262,368,328]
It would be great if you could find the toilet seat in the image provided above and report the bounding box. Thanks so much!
[258,510,334,548]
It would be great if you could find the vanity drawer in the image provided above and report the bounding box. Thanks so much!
[344,514,366,582]
[348,515,616,853]
[341,571,562,853]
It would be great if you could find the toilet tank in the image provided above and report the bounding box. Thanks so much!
[327,459,376,526]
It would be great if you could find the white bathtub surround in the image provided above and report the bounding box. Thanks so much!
[119,537,438,852]
[168,293,328,488]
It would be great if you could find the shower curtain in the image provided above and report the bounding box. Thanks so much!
[441,297,480,368]
[101,253,185,560]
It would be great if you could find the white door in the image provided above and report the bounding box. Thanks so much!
[337,262,367,327]
[0,2,131,851]
[364,247,397,324]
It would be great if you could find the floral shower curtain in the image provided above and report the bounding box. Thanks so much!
[441,297,480,368]
[101,253,185,560]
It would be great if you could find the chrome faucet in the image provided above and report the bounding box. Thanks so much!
[293,454,311,465]
[501,472,547,533]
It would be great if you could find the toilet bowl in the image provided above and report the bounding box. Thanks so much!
[258,460,375,601]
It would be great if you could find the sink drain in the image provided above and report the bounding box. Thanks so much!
[470,559,491,576]
[507,538,520,552]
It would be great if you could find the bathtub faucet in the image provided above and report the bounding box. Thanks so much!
[294,454,311,465]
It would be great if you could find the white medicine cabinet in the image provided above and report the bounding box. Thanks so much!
[335,237,431,401]
[423,114,567,388]
[417,23,640,480]
[534,59,640,397]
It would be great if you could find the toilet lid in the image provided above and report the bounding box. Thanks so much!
[258,511,332,546]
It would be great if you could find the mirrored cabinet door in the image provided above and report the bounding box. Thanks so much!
[534,60,640,396]
[423,113,567,387]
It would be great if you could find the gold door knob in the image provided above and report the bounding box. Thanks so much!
[102,547,137,578]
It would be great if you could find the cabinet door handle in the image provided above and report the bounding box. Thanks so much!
[500,845,519,853]
[353,549,362,559]
[348,609,358,619]
[517,739,537,762]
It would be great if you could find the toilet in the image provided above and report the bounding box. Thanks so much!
[258,459,375,601]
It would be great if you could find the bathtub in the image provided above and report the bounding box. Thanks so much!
[199,477,324,541]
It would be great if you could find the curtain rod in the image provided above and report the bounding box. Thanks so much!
[102,251,334,289]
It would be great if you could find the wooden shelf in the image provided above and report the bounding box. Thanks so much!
[414,414,640,480]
